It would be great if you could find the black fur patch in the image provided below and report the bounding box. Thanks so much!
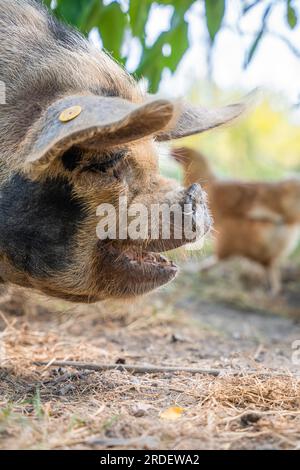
[0,174,85,277]
[62,146,83,171]
[62,147,128,173]
[83,150,127,173]
[101,87,122,97]
[89,85,121,98]
[47,14,86,51]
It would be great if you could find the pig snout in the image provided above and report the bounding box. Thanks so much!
[182,183,212,242]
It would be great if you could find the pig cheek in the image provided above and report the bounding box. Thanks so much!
[0,173,85,279]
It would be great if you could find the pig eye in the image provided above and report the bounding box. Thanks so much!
[61,147,128,174]
[82,150,128,174]
[61,146,83,171]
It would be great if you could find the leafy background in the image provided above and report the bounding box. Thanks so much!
[45,0,298,92]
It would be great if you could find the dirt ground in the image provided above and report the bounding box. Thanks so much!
[1,255,300,450]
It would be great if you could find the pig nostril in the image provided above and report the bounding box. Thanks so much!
[185,183,203,206]
[187,183,201,195]
[186,183,201,198]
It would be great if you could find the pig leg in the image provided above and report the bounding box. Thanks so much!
[266,265,282,296]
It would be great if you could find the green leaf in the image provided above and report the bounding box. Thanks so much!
[156,0,195,14]
[78,0,104,32]
[164,20,189,72]
[129,0,151,42]
[287,0,297,29]
[204,0,225,44]
[54,0,95,28]
[136,12,189,92]
[135,40,165,92]
[97,2,127,62]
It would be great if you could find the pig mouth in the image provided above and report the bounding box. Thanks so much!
[102,243,178,295]
[120,248,177,274]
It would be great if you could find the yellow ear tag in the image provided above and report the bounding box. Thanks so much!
[59,105,82,123]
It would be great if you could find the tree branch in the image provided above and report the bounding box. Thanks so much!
[267,30,300,59]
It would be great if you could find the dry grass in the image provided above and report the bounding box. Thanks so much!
[1,261,300,450]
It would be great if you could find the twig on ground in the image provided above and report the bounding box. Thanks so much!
[34,361,222,376]
[34,361,300,378]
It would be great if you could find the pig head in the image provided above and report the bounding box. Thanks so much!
[0,0,246,302]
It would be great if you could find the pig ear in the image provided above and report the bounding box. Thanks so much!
[24,95,174,172]
[156,92,255,141]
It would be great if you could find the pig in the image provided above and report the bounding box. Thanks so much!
[172,147,300,295]
[0,0,245,303]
